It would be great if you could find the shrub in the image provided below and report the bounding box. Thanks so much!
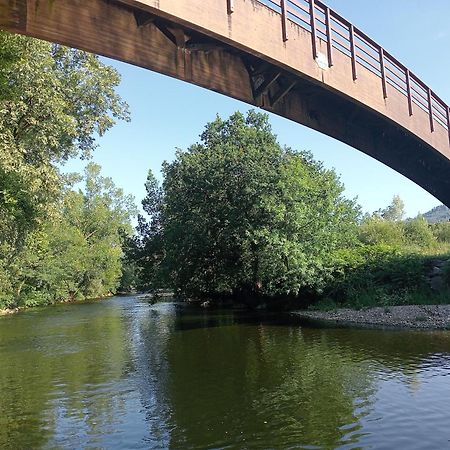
[432,222,450,244]
[404,216,437,248]
[358,217,404,247]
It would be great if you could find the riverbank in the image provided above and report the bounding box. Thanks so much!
[294,304,450,330]
[0,293,116,317]
[0,307,21,316]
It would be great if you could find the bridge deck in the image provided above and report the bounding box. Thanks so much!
[1,0,449,204]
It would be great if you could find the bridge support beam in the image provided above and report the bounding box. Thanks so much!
[1,0,450,206]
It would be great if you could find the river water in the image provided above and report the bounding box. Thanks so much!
[1,296,450,449]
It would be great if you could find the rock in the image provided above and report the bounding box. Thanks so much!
[200,300,211,308]
[430,276,446,291]
[293,304,450,329]
[0,308,20,316]
[430,266,443,277]
[430,259,447,268]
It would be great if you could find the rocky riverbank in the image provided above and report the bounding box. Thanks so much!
[294,304,450,330]
[0,307,21,316]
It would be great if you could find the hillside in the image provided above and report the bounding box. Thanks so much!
[423,205,450,223]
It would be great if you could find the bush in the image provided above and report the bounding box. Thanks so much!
[21,290,52,308]
[432,222,450,243]
[404,216,437,248]
[358,217,404,247]
[323,246,436,307]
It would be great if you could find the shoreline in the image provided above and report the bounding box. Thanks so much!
[293,304,450,330]
[0,307,21,316]
[0,294,116,317]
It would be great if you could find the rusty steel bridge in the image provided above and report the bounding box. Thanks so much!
[1,0,449,205]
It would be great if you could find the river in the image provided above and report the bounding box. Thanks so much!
[1,296,450,449]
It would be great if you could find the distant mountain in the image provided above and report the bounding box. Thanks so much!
[423,205,450,223]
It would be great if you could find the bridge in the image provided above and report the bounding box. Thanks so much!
[1,0,450,205]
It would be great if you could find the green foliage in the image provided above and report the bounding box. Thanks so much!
[309,298,338,311]
[0,31,129,252]
[358,217,404,247]
[377,195,405,221]
[318,194,450,309]
[130,114,450,309]
[443,261,450,287]
[0,32,132,309]
[323,235,450,309]
[1,164,136,308]
[126,169,166,292]
[403,216,436,248]
[348,204,448,310]
[432,222,450,243]
[119,259,140,293]
[358,214,438,251]
[134,111,360,300]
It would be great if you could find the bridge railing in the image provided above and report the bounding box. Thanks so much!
[237,0,450,143]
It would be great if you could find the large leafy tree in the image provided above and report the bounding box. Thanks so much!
[137,111,360,300]
[0,32,129,251]
[0,32,130,308]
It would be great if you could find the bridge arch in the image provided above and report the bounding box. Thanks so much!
[1,0,449,205]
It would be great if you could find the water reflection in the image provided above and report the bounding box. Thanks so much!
[158,314,374,449]
[0,301,129,449]
[0,298,450,449]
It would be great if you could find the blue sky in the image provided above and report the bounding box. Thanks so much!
[63,0,450,218]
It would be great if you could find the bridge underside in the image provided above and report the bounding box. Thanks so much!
[1,0,450,206]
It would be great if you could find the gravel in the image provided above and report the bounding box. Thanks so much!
[0,308,20,316]
[293,304,450,330]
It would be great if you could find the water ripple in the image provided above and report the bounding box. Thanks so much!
[2,298,450,449]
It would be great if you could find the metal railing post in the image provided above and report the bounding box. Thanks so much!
[280,0,288,42]
[325,7,333,67]
[447,107,450,145]
[428,88,434,132]
[349,24,357,80]
[406,70,413,116]
[379,48,387,99]
[309,0,317,59]
[251,0,450,146]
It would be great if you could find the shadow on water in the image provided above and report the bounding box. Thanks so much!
[169,302,450,371]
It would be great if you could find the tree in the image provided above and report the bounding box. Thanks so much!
[62,163,137,298]
[4,164,136,307]
[0,32,129,252]
[378,195,405,222]
[358,217,404,247]
[0,32,130,308]
[432,222,450,243]
[136,111,360,300]
[127,170,166,291]
[404,216,436,248]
